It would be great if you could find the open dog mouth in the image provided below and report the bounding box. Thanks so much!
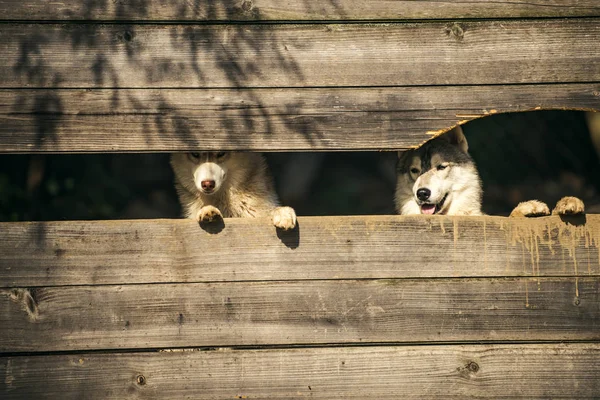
[420,193,448,215]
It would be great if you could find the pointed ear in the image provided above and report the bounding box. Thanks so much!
[397,150,411,162]
[442,126,469,154]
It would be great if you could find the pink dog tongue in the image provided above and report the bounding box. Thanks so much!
[421,204,436,215]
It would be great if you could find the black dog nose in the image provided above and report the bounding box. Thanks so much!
[416,188,431,201]
[201,180,216,191]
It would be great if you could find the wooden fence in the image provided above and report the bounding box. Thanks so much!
[1,1,600,398]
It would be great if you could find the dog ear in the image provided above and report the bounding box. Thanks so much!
[397,150,411,162]
[442,126,469,154]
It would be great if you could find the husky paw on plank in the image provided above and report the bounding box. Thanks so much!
[273,206,297,230]
[552,196,585,215]
[196,205,223,223]
[171,152,297,230]
[510,196,585,217]
[509,200,550,218]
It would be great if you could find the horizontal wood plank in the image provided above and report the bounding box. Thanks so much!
[2,344,600,398]
[1,278,598,351]
[1,216,599,287]
[2,20,599,89]
[0,0,599,21]
[1,84,599,152]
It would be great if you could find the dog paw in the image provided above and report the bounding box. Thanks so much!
[552,196,585,215]
[197,205,223,223]
[272,206,297,230]
[509,200,550,218]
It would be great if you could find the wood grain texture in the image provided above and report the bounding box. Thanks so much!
[1,84,599,152]
[0,0,599,21]
[2,344,600,398]
[1,215,599,287]
[2,20,599,89]
[1,278,598,352]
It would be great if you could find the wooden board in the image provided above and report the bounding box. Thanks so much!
[2,20,599,89]
[0,0,599,21]
[1,84,599,152]
[1,216,599,287]
[2,278,599,352]
[2,344,600,398]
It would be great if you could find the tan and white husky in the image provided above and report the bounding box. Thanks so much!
[170,152,296,229]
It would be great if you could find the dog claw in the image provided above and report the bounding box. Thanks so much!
[197,205,223,223]
[509,200,550,218]
[552,196,585,215]
[273,206,297,230]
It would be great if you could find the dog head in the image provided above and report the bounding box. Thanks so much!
[170,152,234,195]
[395,126,482,215]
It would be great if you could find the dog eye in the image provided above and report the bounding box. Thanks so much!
[437,164,448,171]
[216,152,226,159]
[190,152,200,159]
[410,168,420,174]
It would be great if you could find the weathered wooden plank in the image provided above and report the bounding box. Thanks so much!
[2,344,599,398]
[1,0,599,21]
[1,278,598,351]
[1,84,599,152]
[2,20,599,89]
[1,216,599,287]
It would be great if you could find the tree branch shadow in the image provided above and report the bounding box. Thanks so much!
[9,0,349,151]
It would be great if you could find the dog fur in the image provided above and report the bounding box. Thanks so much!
[395,127,484,216]
[170,151,296,230]
[395,126,585,217]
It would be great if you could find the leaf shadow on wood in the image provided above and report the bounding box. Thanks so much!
[12,36,64,148]
[9,0,351,151]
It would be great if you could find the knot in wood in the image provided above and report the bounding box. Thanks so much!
[241,0,253,12]
[466,361,479,373]
[446,23,465,41]
[136,375,146,385]
[122,30,134,42]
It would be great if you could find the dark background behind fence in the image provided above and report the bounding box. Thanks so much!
[1,110,599,222]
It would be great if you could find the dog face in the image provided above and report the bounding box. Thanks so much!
[404,154,454,215]
[395,127,482,215]
[172,152,231,195]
